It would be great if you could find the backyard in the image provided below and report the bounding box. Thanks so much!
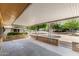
[26,18,79,52]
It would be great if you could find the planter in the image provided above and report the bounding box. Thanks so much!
[4,34,27,41]
[31,35,59,46]
[72,42,79,52]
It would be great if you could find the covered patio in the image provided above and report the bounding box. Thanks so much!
[0,3,79,56]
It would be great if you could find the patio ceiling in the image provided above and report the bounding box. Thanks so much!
[14,3,79,26]
[0,3,30,26]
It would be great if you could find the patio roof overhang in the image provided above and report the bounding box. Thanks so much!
[14,3,79,26]
[0,3,30,26]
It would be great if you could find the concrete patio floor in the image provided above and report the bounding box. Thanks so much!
[0,37,79,56]
[0,38,61,56]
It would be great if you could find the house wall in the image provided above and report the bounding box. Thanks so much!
[4,28,11,35]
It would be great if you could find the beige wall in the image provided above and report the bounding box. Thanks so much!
[14,3,79,26]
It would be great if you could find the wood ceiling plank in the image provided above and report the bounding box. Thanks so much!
[0,3,29,25]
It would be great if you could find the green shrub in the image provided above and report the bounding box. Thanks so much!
[7,32,28,36]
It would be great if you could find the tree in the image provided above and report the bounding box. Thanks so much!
[27,23,48,31]
[51,19,79,32]
[51,23,62,32]
[63,19,79,31]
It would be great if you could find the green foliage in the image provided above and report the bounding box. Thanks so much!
[63,19,79,30]
[51,23,61,29]
[37,23,48,31]
[27,23,48,31]
[7,32,28,36]
[27,25,37,30]
[51,19,79,32]
[51,23,63,32]
[27,19,79,32]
